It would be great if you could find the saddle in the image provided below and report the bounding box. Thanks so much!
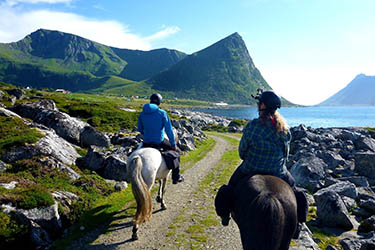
[141,141,180,171]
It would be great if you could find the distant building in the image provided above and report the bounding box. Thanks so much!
[215,102,228,106]
[55,89,71,94]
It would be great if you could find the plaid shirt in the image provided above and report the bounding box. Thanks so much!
[238,118,291,177]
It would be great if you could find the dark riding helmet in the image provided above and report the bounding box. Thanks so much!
[150,93,163,105]
[258,91,281,110]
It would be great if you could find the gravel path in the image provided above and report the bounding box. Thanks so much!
[68,135,243,250]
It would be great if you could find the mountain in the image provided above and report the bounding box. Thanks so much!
[0,29,288,105]
[319,74,375,106]
[147,33,272,104]
[0,29,186,90]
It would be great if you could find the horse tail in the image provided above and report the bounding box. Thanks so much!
[128,155,153,225]
[248,191,285,250]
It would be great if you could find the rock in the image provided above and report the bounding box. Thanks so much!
[52,191,79,207]
[2,129,81,166]
[17,202,62,234]
[326,245,340,250]
[0,107,23,118]
[355,136,375,152]
[102,155,128,181]
[178,137,196,151]
[80,126,110,148]
[0,181,18,190]
[29,220,52,248]
[289,223,319,250]
[339,176,370,188]
[314,190,354,230]
[1,203,16,213]
[317,150,346,170]
[81,146,106,171]
[290,156,326,192]
[0,160,10,173]
[321,181,358,200]
[115,181,128,191]
[10,100,89,145]
[359,198,375,214]
[358,215,375,233]
[355,152,375,179]
[6,88,26,99]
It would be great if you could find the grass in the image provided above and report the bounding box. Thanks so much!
[180,137,216,171]
[0,115,44,156]
[52,190,134,249]
[165,133,241,249]
[53,135,216,249]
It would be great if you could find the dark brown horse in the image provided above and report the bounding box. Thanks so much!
[215,175,298,250]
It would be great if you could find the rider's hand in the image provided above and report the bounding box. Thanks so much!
[172,146,178,151]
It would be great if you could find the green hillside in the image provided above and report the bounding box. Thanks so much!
[0,29,186,93]
[148,33,272,104]
[0,29,293,105]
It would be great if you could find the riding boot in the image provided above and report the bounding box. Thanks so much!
[292,187,308,239]
[172,168,184,184]
[293,187,308,223]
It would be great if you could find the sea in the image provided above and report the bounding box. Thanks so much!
[193,106,375,128]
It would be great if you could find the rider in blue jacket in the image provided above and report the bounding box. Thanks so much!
[138,93,184,184]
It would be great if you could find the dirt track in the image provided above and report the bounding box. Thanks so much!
[68,135,243,250]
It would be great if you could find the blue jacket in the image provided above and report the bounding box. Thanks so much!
[137,103,176,147]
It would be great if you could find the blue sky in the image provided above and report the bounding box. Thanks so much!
[0,0,374,105]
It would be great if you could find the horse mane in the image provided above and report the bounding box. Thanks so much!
[128,155,153,224]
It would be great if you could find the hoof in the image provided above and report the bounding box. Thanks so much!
[156,196,161,203]
[131,233,138,241]
[161,204,167,210]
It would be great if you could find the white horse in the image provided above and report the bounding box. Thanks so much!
[126,146,171,240]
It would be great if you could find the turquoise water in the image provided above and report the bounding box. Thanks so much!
[193,106,375,128]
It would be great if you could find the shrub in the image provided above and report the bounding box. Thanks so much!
[0,211,29,247]
[17,188,55,210]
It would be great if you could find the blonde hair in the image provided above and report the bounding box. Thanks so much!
[273,111,289,135]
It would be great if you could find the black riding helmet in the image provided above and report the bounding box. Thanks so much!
[150,93,162,105]
[258,91,281,110]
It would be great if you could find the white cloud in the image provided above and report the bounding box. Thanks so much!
[145,26,180,41]
[0,4,180,50]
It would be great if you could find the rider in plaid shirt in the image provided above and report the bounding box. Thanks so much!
[237,117,292,179]
[220,90,307,239]
[228,90,294,187]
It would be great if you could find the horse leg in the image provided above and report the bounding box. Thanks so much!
[160,178,167,210]
[132,224,139,241]
[156,180,162,203]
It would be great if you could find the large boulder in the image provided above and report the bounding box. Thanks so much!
[101,155,128,181]
[290,156,326,192]
[322,181,358,200]
[10,100,89,145]
[355,152,375,179]
[80,146,106,171]
[2,129,80,166]
[314,190,354,230]
[17,202,62,234]
[6,88,26,99]
[355,136,375,152]
[80,126,110,148]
